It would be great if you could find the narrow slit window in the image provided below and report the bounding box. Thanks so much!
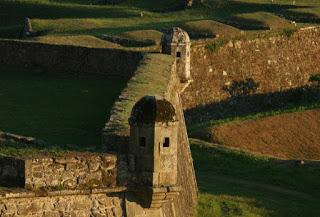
[176,52,181,58]
[163,137,170,147]
[139,137,146,147]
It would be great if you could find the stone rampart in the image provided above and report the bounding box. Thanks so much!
[0,50,198,216]
[102,52,198,216]
[2,26,320,217]
[182,27,320,109]
[0,39,143,78]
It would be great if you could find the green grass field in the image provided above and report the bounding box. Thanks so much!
[0,66,125,148]
[192,139,320,217]
[1,0,320,41]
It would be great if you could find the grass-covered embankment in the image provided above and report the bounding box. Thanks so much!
[192,139,320,217]
[0,65,125,148]
[1,0,320,41]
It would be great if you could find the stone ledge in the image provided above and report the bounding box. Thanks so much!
[0,186,127,199]
[0,188,125,217]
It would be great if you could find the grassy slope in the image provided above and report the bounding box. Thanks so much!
[0,65,125,147]
[1,0,320,40]
[192,139,320,217]
[33,35,120,48]
[188,100,320,133]
[205,109,320,160]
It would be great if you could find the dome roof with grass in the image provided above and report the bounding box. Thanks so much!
[161,27,190,44]
[129,96,177,125]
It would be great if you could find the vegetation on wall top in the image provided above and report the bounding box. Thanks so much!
[103,53,175,136]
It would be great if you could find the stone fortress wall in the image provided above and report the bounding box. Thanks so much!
[1,26,320,216]
[182,27,320,109]
[0,28,198,216]
[0,52,197,217]
[0,39,142,79]
[102,49,197,216]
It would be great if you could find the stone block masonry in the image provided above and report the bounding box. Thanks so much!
[0,153,118,190]
[182,27,320,109]
[25,153,118,190]
[0,189,124,217]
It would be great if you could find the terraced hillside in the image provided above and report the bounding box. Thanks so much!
[2,0,320,46]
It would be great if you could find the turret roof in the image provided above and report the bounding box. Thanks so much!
[129,96,177,124]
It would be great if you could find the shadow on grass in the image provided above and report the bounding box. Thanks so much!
[121,0,186,12]
[1,0,320,39]
[185,85,320,128]
[204,1,320,29]
[191,140,320,216]
[0,1,138,26]
[67,20,187,35]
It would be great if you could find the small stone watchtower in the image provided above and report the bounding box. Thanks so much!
[161,27,191,83]
[128,95,178,188]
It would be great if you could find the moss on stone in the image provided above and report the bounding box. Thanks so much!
[130,96,176,124]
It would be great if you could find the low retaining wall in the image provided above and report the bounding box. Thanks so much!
[0,39,143,78]
[0,153,117,190]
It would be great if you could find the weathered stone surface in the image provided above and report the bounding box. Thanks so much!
[182,27,320,109]
[0,192,123,217]
[22,154,117,190]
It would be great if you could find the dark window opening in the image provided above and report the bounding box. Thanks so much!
[176,52,181,58]
[139,137,146,147]
[163,137,170,147]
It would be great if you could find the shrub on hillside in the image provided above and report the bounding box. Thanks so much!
[205,39,226,52]
[223,78,260,97]
[281,28,297,38]
[309,74,320,86]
